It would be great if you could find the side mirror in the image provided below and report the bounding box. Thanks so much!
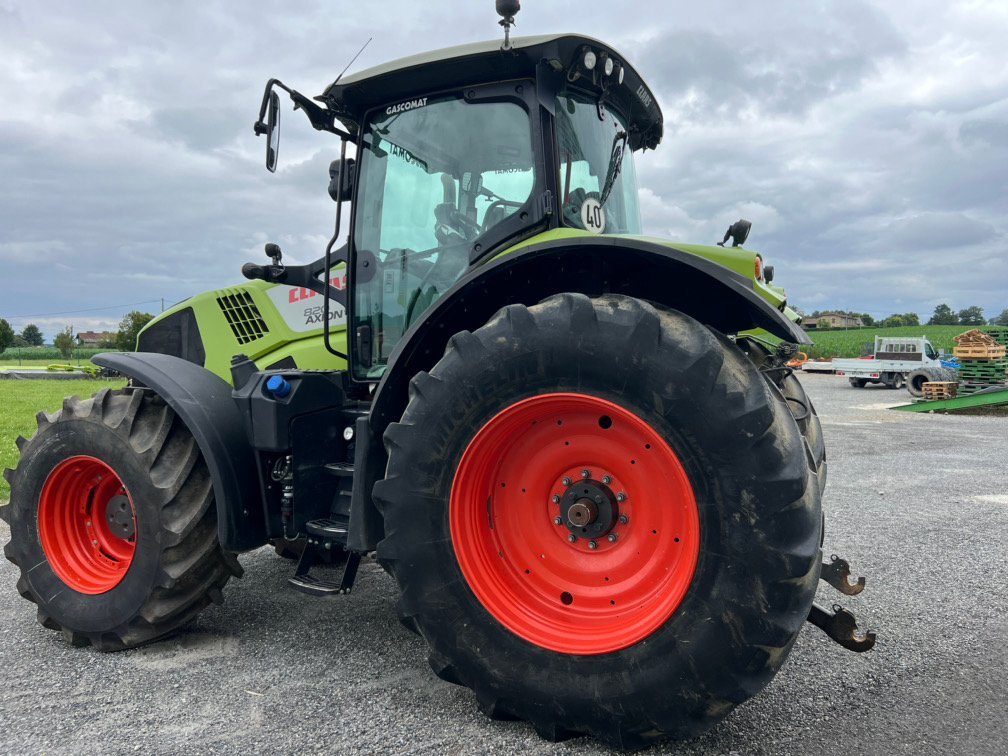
[328,156,356,202]
[265,91,280,173]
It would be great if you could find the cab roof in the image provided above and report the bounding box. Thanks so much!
[317,34,664,151]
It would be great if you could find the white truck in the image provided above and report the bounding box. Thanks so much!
[832,336,954,395]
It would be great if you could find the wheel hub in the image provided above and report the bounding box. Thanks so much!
[105,494,136,539]
[558,475,620,539]
[567,499,597,526]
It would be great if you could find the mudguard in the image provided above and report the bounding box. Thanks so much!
[92,352,265,552]
[369,235,810,432]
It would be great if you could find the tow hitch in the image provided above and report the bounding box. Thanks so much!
[820,554,866,595]
[808,555,876,652]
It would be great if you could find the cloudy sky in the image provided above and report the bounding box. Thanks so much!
[1,0,1005,340]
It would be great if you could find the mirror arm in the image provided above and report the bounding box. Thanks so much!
[253,78,351,139]
[286,265,348,308]
[253,78,284,135]
[241,257,347,308]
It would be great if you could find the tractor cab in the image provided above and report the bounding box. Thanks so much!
[251,34,663,378]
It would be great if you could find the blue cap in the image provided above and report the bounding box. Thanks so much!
[265,374,292,398]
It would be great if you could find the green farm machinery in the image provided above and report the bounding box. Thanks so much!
[3,4,873,748]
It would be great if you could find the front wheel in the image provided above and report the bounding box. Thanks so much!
[374,294,821,748]
[1,389,241,650]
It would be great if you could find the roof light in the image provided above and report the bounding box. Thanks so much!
[583,50,597,70]
[618,65,625,85]
[604,57,614,76]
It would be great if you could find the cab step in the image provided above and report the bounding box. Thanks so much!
[306,517,349,539]
[324,462,355,477]
[288,517,360,596]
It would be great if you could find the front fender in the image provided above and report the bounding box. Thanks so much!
[92,352,265,552]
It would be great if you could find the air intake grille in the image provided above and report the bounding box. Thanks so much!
[217,290,269,344]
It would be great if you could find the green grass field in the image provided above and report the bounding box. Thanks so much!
[0,347,119,368]
[805,325,990,359]
[0,379,126,501]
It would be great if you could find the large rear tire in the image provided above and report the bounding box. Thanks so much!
[374,294,821,748]
[737,338,827,498]
[1,388,241,650]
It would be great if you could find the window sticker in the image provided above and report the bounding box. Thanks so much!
[385,97,428,116]
[580,197,606,234]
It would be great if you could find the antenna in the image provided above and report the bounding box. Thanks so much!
[496,1,520,50]
[332,36,373,88]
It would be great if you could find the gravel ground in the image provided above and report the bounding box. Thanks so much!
[1,374,1005,755]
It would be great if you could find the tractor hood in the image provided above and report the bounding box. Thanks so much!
[318,34,663,151]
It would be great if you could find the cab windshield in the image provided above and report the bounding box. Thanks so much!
[351,93,536,378]
[556,92,641,235]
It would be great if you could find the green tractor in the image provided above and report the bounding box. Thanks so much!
[2,4,873,748]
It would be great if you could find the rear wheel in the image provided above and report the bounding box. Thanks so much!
[736,338,826,499]
[374,294,821,748]
[1,389,241,650]
[849,378,868,388]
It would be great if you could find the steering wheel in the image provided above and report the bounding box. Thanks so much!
[435,204,481,244]
[481,198,523,233]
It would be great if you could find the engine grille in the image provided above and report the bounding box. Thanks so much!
[217,290,269,344]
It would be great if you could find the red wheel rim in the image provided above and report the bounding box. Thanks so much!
[450,393,700,655]
[38,456,137,594]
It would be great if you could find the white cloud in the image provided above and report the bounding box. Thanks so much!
[0,0,1005,336]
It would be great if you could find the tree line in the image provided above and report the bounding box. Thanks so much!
[807,305,1008,329]
[0,311,154,357]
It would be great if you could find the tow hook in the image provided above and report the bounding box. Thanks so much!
[820,554,866,595]
[807,603,876,652]
[808,553,875,651]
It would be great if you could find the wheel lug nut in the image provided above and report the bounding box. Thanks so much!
[607,533,618,543]
[581,469,590,479]
[554,517,563,526]
[588,540,598,550]
[551,494,560,504]
[562,477,572,487]
[616,492,626,502]
[602,475,612,485]
[568,534,577,543]
[619,514,629,525]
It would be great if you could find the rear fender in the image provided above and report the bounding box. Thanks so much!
[370,236,809,431]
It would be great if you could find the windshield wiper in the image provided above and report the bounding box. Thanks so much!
[598,130,627,208]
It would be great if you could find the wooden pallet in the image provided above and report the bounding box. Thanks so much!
[955,328,998,345]
[923,381,957,401]
[954,344,1007,359]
